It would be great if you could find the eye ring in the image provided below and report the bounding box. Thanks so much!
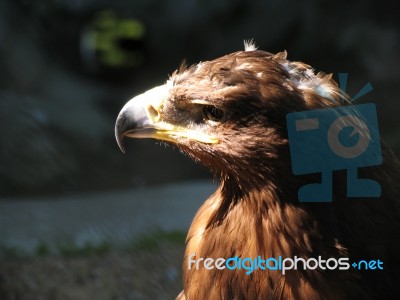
[203,105,224,122]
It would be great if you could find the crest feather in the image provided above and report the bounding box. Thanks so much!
[244,39,258,51]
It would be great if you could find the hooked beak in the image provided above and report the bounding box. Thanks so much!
[115,85,218,153]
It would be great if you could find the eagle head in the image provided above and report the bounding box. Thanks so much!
[115,43,343,186]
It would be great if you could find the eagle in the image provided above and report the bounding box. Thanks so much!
[115,42,400,300]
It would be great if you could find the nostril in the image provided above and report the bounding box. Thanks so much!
[147,105,159,119]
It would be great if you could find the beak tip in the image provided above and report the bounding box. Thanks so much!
[118,143,126,154]
[116,138,125,154]
[115,123,126,154]
[116,137,126,154]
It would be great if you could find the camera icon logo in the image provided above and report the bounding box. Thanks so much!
[286,103,382,202]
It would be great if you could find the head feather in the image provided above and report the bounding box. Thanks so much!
[244,39,258,52]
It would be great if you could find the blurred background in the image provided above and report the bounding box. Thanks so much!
[0,0,399,299]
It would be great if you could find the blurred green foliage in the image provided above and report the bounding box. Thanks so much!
[88,10,146,67]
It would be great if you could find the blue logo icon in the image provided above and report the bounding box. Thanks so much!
[286,75,382,202]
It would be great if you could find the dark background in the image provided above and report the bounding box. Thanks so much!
[1,0,399,197]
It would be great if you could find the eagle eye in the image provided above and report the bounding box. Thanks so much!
[203,105,224,122]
